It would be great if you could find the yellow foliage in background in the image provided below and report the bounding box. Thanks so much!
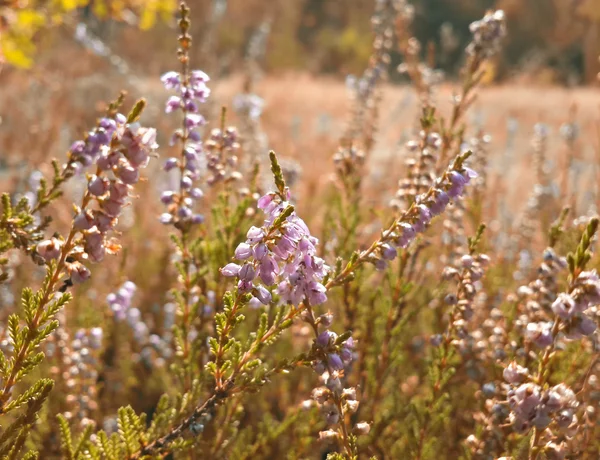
[1,9,47,68]
[0,0,177,68]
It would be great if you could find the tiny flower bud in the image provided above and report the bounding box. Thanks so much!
[74,211,94,231]
[319,312,334,328]
[161,191,176,204]
[503,361,528,384]
[239,264,256,282]
[116,163,140,184]
[342,387,357,400]
[234,243,253,260]
[190,187,204,199]
[221,263,241,277]
[68,262,91,284]
[353,422,371,435]
[346,399,359,413]
[37,238,63,261]
[88,175,109,196]
[164,157,179,171]
[318,429,339,441]
[254,285,272,305]
[246,226,265,243]
[327,353,344,371]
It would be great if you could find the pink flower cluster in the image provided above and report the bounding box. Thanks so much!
[373,162,478,269]
[221,190,329,307]
[160,70,210,226]
[503,363,579,435]
[37,114,157,283]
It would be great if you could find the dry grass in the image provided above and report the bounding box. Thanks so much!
[3,68,600,227]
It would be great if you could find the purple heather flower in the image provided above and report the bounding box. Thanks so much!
[246,226,265,243]
[221,263,241,277]
[460,255,474,269]
[316,330,336,348]
[503,361,528,384]
[340,346,352,363]
[551,293,577,320]
[36,238,63,261]
[191,214,205,224]
[343,337,354,350]
[68,262,91,284]
[116,163,140,185]
[381,244,397,260]
[185,100,198,112]
[235,243,253,260]
[417,204,432,225]
[313,361,326,375]
[184,145,198,160]
[430,334,443,347]
[161,71,180,90]
[74,211,95,231]
[164,157,179,171]
[566,314,597,339]
[526,322,554,348]
[177,206,192,219]
[254,285,272,305]
[184,114,205,129]
[257,193,274,210]
[319,313,333,328]
[160,213,173,224]
[259,260,277,286]
[248,297,263,309]
[325,408,340,425]
[109,181,129,201]
[94,128,111,145]
[97,151,120,171]
[190,188,204,199]
[429,190,450,215]
[327,353,344,371]
[165,96,181,113]
[238,264,256,282]
[462,167,478,182]
[237,279,253,293]
[449,170,468,187]
[510,383,541,418]
[307,281,327,305]
[161,191,176,204]
[577,315,597,336]
[326,374,342,392]
[447,171,468,198]
[373,258,387,271]
[180,176,193,189]
[190,69,210,83]
[70,140,86,156]
[94,212,115,232]
[101,198,124,217]
[254,243,268,260]
[397,223,416,248]
[222,190,329,307]
[89,327,103,349]
[88,175,109,196]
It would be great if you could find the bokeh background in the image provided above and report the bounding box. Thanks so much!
[2,0,600,246]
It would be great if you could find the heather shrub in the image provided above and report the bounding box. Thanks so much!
[1,2,599,460]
